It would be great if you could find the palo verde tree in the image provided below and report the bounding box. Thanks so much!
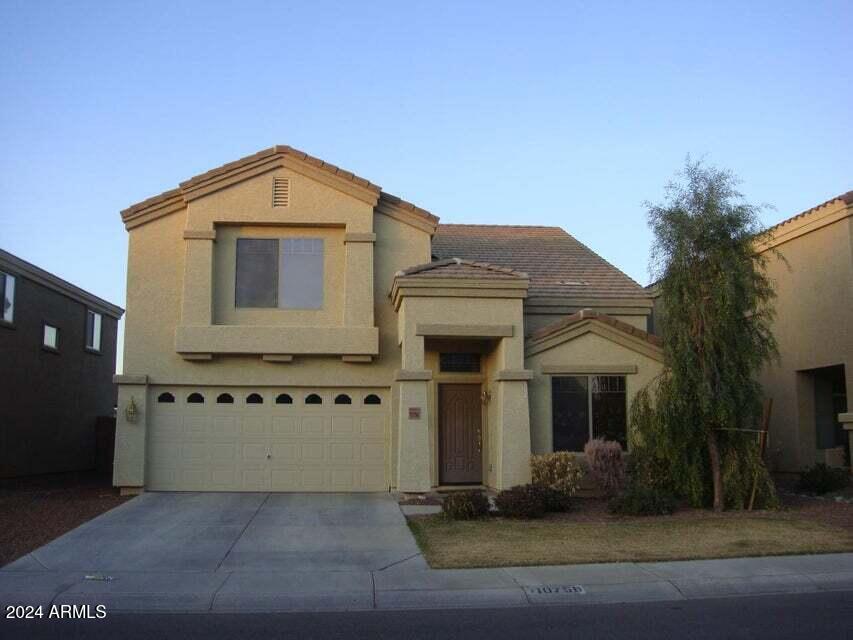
[632,158,778,511]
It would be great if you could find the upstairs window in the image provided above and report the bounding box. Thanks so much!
[235,238,324,310]
[86,310,102,351]
[0,272,14,323]
[43,323,59,350]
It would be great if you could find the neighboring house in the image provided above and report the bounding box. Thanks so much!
[755,192,852,472]
[0,249,123,478]
[647,191,852,473]
[113,146,662,494]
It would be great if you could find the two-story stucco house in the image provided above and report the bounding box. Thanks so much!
[113,146,663,495]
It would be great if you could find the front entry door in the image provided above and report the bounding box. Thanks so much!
[439,384,483,484]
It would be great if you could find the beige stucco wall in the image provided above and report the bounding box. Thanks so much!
[758,211,853,471]
[117,167,433,488]
[525,331,664,454]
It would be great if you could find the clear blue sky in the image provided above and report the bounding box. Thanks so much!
[1,1,850,367]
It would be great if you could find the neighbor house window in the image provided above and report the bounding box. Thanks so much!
[43,324,59,350]
[0,272,14,323]
[439,353,481,373]
[552,375,627,451]
[235,238,323,309]
[86,310,102,351]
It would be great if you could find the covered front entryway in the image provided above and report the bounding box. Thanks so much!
[391,258,533,492]
[145,387,389,492]
[438,383,483,484]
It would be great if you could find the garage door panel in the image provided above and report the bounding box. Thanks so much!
[213,417,239,437]
[331,416,354,434]
[272,417,297,435]
[301,416,325,435]
[146,387,388,492]
[360,416,383,436]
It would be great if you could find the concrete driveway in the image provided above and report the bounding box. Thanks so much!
[5,492,419,573]
[1,492,426,611]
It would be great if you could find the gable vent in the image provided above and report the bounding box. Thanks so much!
[272,177,290,207]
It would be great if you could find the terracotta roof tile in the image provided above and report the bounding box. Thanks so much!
[396,257,527,280]
[763,190,853,236]
[531,309,662,347]
[432,224,647,300]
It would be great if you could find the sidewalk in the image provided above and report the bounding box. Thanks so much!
[3,550,852,613]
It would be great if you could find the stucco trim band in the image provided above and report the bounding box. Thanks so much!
[343,233,376,243]
[394,369,433,381]
[541,364,639,375]
[262,354,294,363]
[113,374,149,385]
[494,369,534,381]
[839,413,853,425]
[175,325,379,356]
[415,323,514,338]
[183,229,217,240]
[342,355,373,363]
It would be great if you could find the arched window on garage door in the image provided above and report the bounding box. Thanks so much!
[334,394,352,405]
[217,393,234,404]
[276,393,293,404]
[246,393,264,404]
[187,393,205,404]
[305,393,323,405]
[364,394,381,405]
[157,392,175,403]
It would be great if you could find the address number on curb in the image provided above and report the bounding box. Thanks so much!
[524,585,586,595]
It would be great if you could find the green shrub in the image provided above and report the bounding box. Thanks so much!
[532,484,573,513]
[530,452,584,496]
[721,440,779,510]
[441,490,491,520]
[583,438,626,496]
[609,483,677,516]
[495,484,547,519]
[799,464,850,495]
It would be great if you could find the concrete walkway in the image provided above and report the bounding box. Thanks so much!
[2,493,852,613]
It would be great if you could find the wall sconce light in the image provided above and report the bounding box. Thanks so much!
[481,389,492,405]
[125,396,139,423]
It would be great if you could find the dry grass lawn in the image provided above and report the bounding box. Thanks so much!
[407,512,853,569]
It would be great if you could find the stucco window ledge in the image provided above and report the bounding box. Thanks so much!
[113,374,149,385]
[394,369,432,381]
[174,325,379,356]
[840,413,853,426]
[494,369,534,381]
[541,364,639,375]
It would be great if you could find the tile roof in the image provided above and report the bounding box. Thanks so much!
[121,146,438,230]
[432,224,647,300]
[531,309,662,347]
[762,190,853,236]
[396,257,527,279]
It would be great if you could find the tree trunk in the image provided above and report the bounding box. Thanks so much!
[707,430,723,512]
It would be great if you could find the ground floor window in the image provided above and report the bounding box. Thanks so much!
[552,375,627,451]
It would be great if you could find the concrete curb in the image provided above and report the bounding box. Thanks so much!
[3,553,853,614]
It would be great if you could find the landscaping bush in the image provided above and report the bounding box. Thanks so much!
[609,482,677,516]
[799,464,850,495]
[530,452,584,496]
[495,484,547,519]
[583,438,627,496]
[441,490,491,520]
[531,484,573,513]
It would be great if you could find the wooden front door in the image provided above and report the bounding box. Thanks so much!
[438,384,483,484]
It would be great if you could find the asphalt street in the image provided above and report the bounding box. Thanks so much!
[3,590,852,639]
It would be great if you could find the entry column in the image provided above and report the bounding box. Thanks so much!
[396,330,432,492]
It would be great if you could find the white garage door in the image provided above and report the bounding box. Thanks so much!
[146,387,388,492]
